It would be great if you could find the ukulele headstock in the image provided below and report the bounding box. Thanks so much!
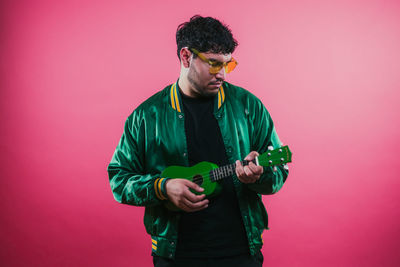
[257,145,292,167]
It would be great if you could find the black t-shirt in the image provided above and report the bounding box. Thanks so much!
[174,88,248,258]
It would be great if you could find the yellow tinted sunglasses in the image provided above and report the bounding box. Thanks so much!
[190,48,238,74]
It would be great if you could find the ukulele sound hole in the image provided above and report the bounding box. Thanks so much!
[192,174,203,186]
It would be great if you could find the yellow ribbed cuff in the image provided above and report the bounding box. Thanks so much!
[154,178,168,200]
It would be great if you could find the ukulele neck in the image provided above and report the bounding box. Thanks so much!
[210,158,258,182]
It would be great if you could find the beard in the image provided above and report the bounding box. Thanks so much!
[187,65,219,98]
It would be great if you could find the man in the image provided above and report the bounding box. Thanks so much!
[108,15,289,267]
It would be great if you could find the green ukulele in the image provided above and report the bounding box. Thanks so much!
[162,145,292,210]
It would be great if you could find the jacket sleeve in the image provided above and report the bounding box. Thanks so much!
[107,111,168,207]
[246,99,289,195]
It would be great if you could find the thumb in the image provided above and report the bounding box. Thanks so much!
[245,151,259,161]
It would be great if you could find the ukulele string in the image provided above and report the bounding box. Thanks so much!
[179,160,252,181]
[179,159,259,181]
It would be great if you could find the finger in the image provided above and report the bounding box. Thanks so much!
[183,198,210,209]
[188,205,208,212]
[183,179,204,193]
[183,197,209,210]
[241,168,257,183]
[240,176,256,184]
[186,204,208,212]
[236,161,258,184]
[179,201,193,212]
[248,162,263,175]
[244,166,253,177]
[235,160,245,177]
[183,189,206,203]
[239,176,256,184]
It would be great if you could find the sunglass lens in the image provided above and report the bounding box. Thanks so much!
[226,61,237,73]
[209,66,221,74]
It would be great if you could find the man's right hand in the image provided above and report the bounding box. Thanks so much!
[165,179,209,212]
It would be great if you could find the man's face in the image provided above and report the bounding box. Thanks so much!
[187,51,232,98]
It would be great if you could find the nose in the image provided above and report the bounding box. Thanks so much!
[215,66,226,80]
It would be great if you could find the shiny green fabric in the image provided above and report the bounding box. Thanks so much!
[107,81,289,259]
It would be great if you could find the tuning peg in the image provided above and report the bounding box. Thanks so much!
[268,146,274,151]
[273,166,277,172]
[283,164,289,170]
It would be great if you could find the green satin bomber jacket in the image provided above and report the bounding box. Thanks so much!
[107,81,289,259]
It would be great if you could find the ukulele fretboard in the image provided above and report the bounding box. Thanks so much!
[210,159,256,182]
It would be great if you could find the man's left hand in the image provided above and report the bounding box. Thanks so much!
[235,151,263,184]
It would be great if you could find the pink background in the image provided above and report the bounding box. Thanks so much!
[1,0,399,266]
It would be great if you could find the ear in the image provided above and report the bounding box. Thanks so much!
[180,47,192,68]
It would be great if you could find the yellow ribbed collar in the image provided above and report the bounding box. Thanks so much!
[169,82,225,112]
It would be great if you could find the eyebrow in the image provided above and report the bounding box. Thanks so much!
[207,58,221,63]
[206,57,232,63]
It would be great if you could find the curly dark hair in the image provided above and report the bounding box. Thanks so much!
[176,15,238,59]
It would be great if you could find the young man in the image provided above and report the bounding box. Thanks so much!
[108,15,289,267]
